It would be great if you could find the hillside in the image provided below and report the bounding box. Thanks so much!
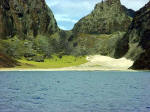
[0,0,60,67]
[114,1,150,70]
[0,53,18,67]
[1,0,149,70]
[0,0,58,39]
[70,0,135,57]
[73,0,134,34]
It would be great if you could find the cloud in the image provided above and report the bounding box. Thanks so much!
[59,25,68,30]
[46,0,100,30]
[46,0,149,30]
[55,14,78,23]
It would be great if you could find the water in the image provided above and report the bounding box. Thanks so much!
[0,71,150,112]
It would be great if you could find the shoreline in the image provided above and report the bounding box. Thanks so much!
[0,68,137,72]
[0,55,139,72]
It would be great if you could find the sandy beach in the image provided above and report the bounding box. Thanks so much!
[0,55,135,71]
[61,55,134,71]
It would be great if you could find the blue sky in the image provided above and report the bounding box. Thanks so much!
[46,0,149,30]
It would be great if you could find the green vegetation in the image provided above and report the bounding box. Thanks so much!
[70,32,125,57]
[77,33,111,39]
[73,0,133,34]
[0,36,26,58]
[16,55,87,69]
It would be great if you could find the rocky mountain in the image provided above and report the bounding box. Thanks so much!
[114,1,150,70]
[73,0,134,34]
[70,0,135,57]
[0,0,60,67]
[0,0,58,39]
[1,0,149,70]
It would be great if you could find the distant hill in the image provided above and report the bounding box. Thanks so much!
[73,0,135,34]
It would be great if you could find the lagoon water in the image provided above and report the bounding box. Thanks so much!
[0,71,150,112]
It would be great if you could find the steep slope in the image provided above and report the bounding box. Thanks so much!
[122,5,135,18]
[114,2,150,70]
[0,53,18,68]
[0,0,58,39]
[0,0,61,67]
[69,0,135,57]
[73,0,134,34]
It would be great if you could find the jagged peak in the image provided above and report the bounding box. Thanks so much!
[104,0,121,3]
[95,0,121,9]
[73,0,132,34]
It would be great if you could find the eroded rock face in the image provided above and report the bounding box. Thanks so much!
[73,0,134,34]
[114,2,150,70]
[0,0,58,39]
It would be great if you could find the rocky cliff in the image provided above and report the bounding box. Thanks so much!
[114,1,150,70]
[0,0,60,67]
[73,0,134,34]
[0,0,58,39]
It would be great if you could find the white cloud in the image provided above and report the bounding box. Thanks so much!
[55,14,78,23]
[59,25,68,30]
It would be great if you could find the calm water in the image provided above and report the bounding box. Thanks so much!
[0,71,150,112]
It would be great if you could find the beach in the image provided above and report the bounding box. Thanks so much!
[0,55,134,71]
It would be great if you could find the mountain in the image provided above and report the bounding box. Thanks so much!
[0,0,58,39]
[69,0,135,57]
[122,6,135,18]
[0,0,61,66]
[73,0,134,34]
[114,1,150,70]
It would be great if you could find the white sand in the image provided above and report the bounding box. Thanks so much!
[0,55,134,71]
[64,55,134,71]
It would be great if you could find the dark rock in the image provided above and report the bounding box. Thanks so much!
[24,53,36,58]
[26,57,33,61]
[131,50,150,70]
[32,56,44,62]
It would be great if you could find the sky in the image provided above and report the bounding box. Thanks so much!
[46,0,149,30]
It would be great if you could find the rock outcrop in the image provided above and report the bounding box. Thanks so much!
[0,0,58,39]
[114,1,150,70]
[73,0,134,34]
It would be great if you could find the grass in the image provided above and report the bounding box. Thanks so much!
[16,55,88,69]
[78,33,112,39]
[78,32,126,40]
